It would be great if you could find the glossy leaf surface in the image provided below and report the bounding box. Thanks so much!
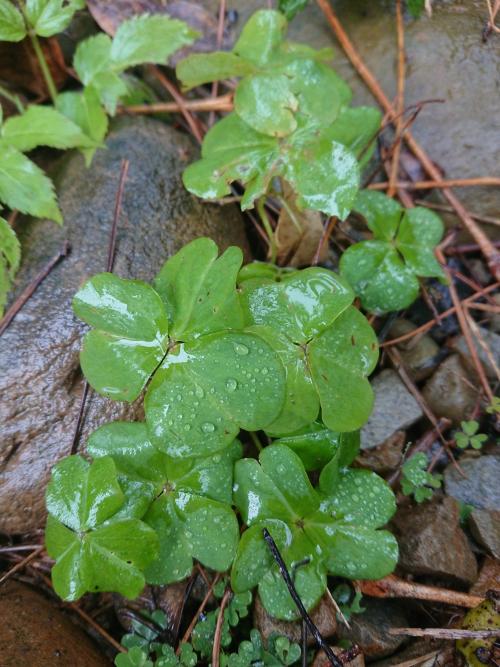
[25,0,84,37]
[239,267,377,433]
[87,421,240,583]
[340,190,445,313]
[232,445,398,619]
[45,455,158,600]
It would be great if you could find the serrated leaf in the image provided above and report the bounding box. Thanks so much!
[0,144,62,222]
[45,455,158,600]
[73,273,170,401]
[74,33,113,85]
[0,216,20,315]
[2,105,98,151]
[154,237,244,341]
[145,330,285,457]
[340,191,444,313]
[109,15,198,71]
[56,87,108,165]
[0,0,26,41]
[176,52,255,90]
[25,0,84,37]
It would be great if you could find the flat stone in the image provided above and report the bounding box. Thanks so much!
[357,431,405,474]
[469,509,500,559]
[337,599,409,661]
[389,319,440,381]
[0,117,249,535]
[444,455,500,511]
[422,355,478,424]
[361,370,423,450]
[392,495,478,585]
[253,594,336,646]
[454,326,500,381]
[0,580,110,666]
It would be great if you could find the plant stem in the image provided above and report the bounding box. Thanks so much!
[257,198,277,264]
[29,30,58,104]
[0,84,24,113]
[249,431,263,452]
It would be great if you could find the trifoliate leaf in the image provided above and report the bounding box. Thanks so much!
[340,190,445,313]
[401,453,442,503]
[73,273,170,401]
[1,105,97,151]
[0,0,26,41]
[109,15,199,71]
[45,455,158,600]
[56,87,108,165]
[154,237,244,341]
[239,267,378,433]
[232,445,397,620]
[0,216,20,316]
[145,330,285,457]
[115,646,153,667]
[0,144,62,222]
[25,0,84,37]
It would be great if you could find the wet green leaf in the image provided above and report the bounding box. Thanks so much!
[176,52,255,90]
[0,144,62,222]
[234,73,298,137]
[233,10,287,66]
[45,455,158,600]
[278,0,309,20]
[401,452,442,503]
[0,0,26,41]
[145,330,285,457]
[324,106,381,167]
[25,0,84,37]
[73,273,170,401]
[340,190,445,313]
[56,87,108,165]
[240,267,377,433]
[274,423,359,470]
[232,445,397,619]
[154,237,244,340]
[0,216,20,316]
[1,105,97,152]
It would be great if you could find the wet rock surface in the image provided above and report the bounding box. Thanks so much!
[422,354,478,423]
[444,455,500,511]
[337,599,409,661]
[469,509,500,559]
[253,594,337,646]
[454,326,500,380]
[471,557,500,597]
[392,495,478,585]
[0,580,111,666]
[0,117,249,535]
[388,319,440,381]
[361,369,423,450]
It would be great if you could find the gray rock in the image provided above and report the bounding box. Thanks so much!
[0,117,249,535]
[422,355,478,424]
[469,509,500,559]
[361,370,423,450]
[253,594,336,646]
[388,319,440,381]
[392,496,478,586]
[444,456,500,511]
[454,325,500,381]
[337,599,409,661]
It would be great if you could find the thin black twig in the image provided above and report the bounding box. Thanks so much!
[262,528,341,667]
[70,159,129,455]
[0,241,70,336]
[301,620,308,667]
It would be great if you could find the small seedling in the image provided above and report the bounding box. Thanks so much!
[340,190,445,313]
[455,420,488,450]
[331,583,365,621]
[401,452,442,503]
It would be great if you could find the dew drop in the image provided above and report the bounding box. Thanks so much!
[201,422,215,433]
[234,342,249,356]
[261,368,269,375]
[226,378,238,392]
[195,386,204,398]
[184,424,191,431]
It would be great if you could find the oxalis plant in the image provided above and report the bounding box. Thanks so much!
[45,237,399,622]
[0,0,198,313]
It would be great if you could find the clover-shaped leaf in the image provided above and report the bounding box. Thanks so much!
[400,453,442,503]
[231,445,397,620]
[87,421,241,584]
[45,455,159,600]
[182,112,360,218]
[177,10,345,138]
[340,190,445,313]
[239,267,378,434]
[73,239,286,456]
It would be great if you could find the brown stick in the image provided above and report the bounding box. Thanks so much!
[369,177,500,191]
[357,575,484,608]
[0,241,70,336]
[177,572,221,651]
[0,545,44,585]
[389,627,499,639]
[122,93,234,115]
[387,0,405,198]
[315,0,500,280]
[212,587,232,667]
